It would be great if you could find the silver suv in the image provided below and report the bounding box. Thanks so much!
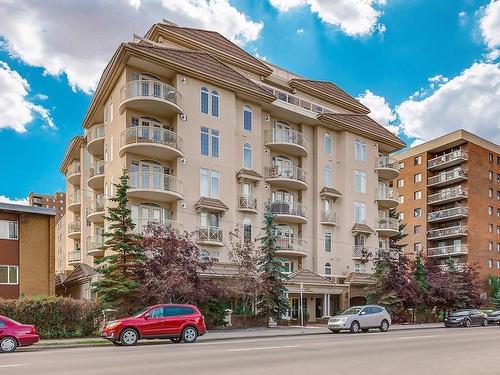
[328,305,391,333]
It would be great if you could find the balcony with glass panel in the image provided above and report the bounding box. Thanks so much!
[427,225,468,240]
[127,172,183,202]
[88,160,105,190]
[268,200,308,224]
[428,187,468,205]
[427,168,467,188]
[375,187,399,209]
[427,149,468,171]
[120,126,184,160]
[67,221,81,240]
[119,79,183,118]
[264,128,309,157]
[86,197,105,223]
[238,195,257,213]
[67,192,81,213]
[87,123,105,156]
[375,217,399,237]
[320,209,337,225]
[427,244,468,257]
[197,226,223,246]
[375,156,400,180]
[427,206,468,223]
[264,165,307,191]
[276,236,308,257]
[86,235,105,257]
[132,217,182,234]
[67,251,82,266]
[67,161,81,186]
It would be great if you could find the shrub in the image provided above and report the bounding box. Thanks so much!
[0,296,103,338]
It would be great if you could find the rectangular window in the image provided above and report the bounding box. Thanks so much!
[488,224,493,233]
[0,220,18,240]
[324,166,333,187]
[489,259,493,269]
[200,127,219,158]
[489,171,493,180]
[497,260,500,269]
[488,206,493,215]
[414,173,422,183]
[414,191,422,200]
[211,93,219,117]
[489,188,493,198]
[399,212,405,220]
[398,195,404,204]
[243,107,252,131]
[354,170,367,193]
[489,241,493,251]
[354,263,366,273]
[489,153,493,163]
[201,88,209,114]
[199,169,220,198]
[414,243,422,253]
[354,139,367,161]
[414,208,422,217]
[324,133,332,155]
[0,265,18,284]
[399,162,405,169]
[354,201,367,224]
[414,225,422,235]
[324,231,332,252]
[414,155,422,165]
[397,179,404,188]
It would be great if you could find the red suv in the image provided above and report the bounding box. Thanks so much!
[101,304,206,346]
[0,316,39,353]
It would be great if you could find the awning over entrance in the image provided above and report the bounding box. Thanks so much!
[285,268,347,294]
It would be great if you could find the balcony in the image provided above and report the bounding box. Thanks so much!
[264,128,309,157]
[128,172,183,202]
[197,226,223,246]
[86,235,105,257]
[88,160,105,190]
[264,165,307,191]
[428,149,468,171]
[427,206,468,223]
[67,162,81,186]
[87,123,105,156]
[67,192,81,213]
[119,80,183,118]
[320,209,337,225]
[120,126,184,160]
[428,187,468,205]
[276,236,308,257]
[427,169,467,188]
[375,187,399,209]
[67,221,81,240]
[268,200,308,224]
[132,218,182,234]
[427,225,468,240]
[238,195,257,213]
[86,198,105,223]
[375,156,400,180]
[428,244,468,258]
[352,245,372,259]
[375,217,399,237]
[67,251,81,266]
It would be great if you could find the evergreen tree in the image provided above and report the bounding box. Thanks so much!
[413,255,429,321]
[257,210,289,326]
[489,276,500,309]
[92,170,145,315]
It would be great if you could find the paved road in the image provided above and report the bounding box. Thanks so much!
[1,326,499,374]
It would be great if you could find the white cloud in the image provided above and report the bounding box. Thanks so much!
[0,61,55,133]
[0,0,263,93]
[269,0,386,36]
[396,62,500,144]
[34,94,49,101]
[479,0,500,60]
[357,90,398,133]
[0,195,29,205]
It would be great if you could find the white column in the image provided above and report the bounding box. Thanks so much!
[323,294,327,317]
[327,294,331,316]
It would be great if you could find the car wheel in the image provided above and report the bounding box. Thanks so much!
[119,328,139,346]
[181,326,198,343]
[463,319,471,328]
[330,330,340,334]
[0,337,18,353]
[349,321,360,333]
[481,318,488,327]
[379,319,389,333]
[170,338,182,343]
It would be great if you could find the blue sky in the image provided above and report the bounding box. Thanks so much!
[0,0,499,202]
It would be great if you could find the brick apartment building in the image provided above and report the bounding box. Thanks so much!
[0,203,56,298]
[393,130,500,295]
[29,192,66,222]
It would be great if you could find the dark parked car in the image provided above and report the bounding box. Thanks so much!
[444,309,488,328]
[0,316,39,353]
[487,310,500,325]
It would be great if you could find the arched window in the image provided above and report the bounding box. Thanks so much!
[243,105,252,131]
[211,90,219,117]
[200,87,209,114]
[243,218,252,243]
[324,230,332,252]
[243,142,252,169]
[324,263,332,276]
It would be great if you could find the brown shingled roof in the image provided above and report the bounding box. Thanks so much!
[289,79,370,114]
[351,223,374,234]
[318,113,406,149]
[195,197,229,212]
[236,168,263,182]
[345,272,376,285]
[320,187,342,199]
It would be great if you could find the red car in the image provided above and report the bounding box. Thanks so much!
[0,316,39,353]
[101,304,206,346]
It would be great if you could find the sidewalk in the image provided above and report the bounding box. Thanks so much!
[30,323,443,351]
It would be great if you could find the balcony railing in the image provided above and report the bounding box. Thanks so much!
[120,126,183,152]
[375,217,399,231]
[428,149,468,169]
[261,84,334,114]
[376,156,399,171]
[427,169,467,186]
[120,80,183,108]
[128,172,183,196]
[427,225,468,240]
[264,165,307,184]
[68,251,81,263]
[428,244,468,257]
[320,209,337,224]
[68,162,81,176]
[67,221,81,233]
[132,218,181,233]
[86,235,105,252]
[89,160,105,178]
[268,200,307,219]
[238,195,257,211]
[264,128,309,151]
[376,187,399,200]
[427,207,468,222]
[87,123,105,142]
[428,188,468,204]
[198,226,223,244]
[87,197,105,215]
[67,192,81,205]
[276,236,307,253]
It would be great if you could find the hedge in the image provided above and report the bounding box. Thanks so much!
[0,296,103,338]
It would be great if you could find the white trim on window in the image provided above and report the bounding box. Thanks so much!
[0,265,19,285]
[0,220,18,240]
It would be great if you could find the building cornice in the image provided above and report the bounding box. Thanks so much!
[59,136,84,173]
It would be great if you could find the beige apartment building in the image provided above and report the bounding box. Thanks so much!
[56,21,405,320]
[394,130,500,295]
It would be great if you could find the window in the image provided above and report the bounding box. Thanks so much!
[489,188,494,198]
[354,201,367,224]
[489,171,493,180]
[497,173,500,183]
[354,139,367,161]
[211,90,219,117]
[399,212,405,220]
[398,195,405,204]
[397,179,405,188]
[200,127,219,158]
[497,191,500,200]
[414,243,422,253]
[324,165,333,187]
[354,263,366,273]
[414,191,422,200]
[200,87,209,114]
[354,170,366,193]
[489,153,493,163]
[414,208,422,217]
[497,226,500,235]
[324,231,332,252]
[0,220,18,240]
[200,168,220,198]
[488,224,493,233]
[497,243,500,252]
[283,260,294,274]
[489,241,493,251]
[243,143,252,169]
[0,266,18,284]
[489,259,493,269]
[399,162,405,169]
[414,173,422,183]
[489,206,493,216]
[497,260,500,270]
[414,155,422,165]
[324,133,332,155]
[414,225,422,235]
[243,105,252,131]
[243,218,252,243]
[324,263,332,276]
[497,208,500,218]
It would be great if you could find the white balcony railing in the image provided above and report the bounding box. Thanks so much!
[376,187,399,200]
[268,200,307,219]
[276,236,307,253]
[428,188,468,204]
[87,123,105,142]
[67,221,81,233]
[68,251,81,262]
[132,217,181,233]
[320,209,337,224]
[68,161,81,175]
[264,165,307,184]
[120,80,183,108]
[128,172,183,196]
[264,128,309,151]
[375,217,399,231]
[427,169,467,186]
[428,244,468,257]
[427,207,468,222]
[86,235,105,252]
[89,160,105,178]
[238,195,257,211]
[87,196,105,215]
[67,192,81,205]
[428,149,468,169]
[427,225,468,240]
[198,226,223,243]
[121,126,183,152]
[261,84,334,114]
[376,156,399,171]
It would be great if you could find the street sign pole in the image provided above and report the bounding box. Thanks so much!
[300,281,304,333]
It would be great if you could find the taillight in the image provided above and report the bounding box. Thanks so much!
[31,326,37,334]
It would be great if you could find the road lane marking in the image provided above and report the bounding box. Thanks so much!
[0,364,27,368]
[228,345,299,352]
[399,335,440,340]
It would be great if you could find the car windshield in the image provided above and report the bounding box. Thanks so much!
[450,311,470,317]
[340,307,362,315]
[133,308,149,318]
